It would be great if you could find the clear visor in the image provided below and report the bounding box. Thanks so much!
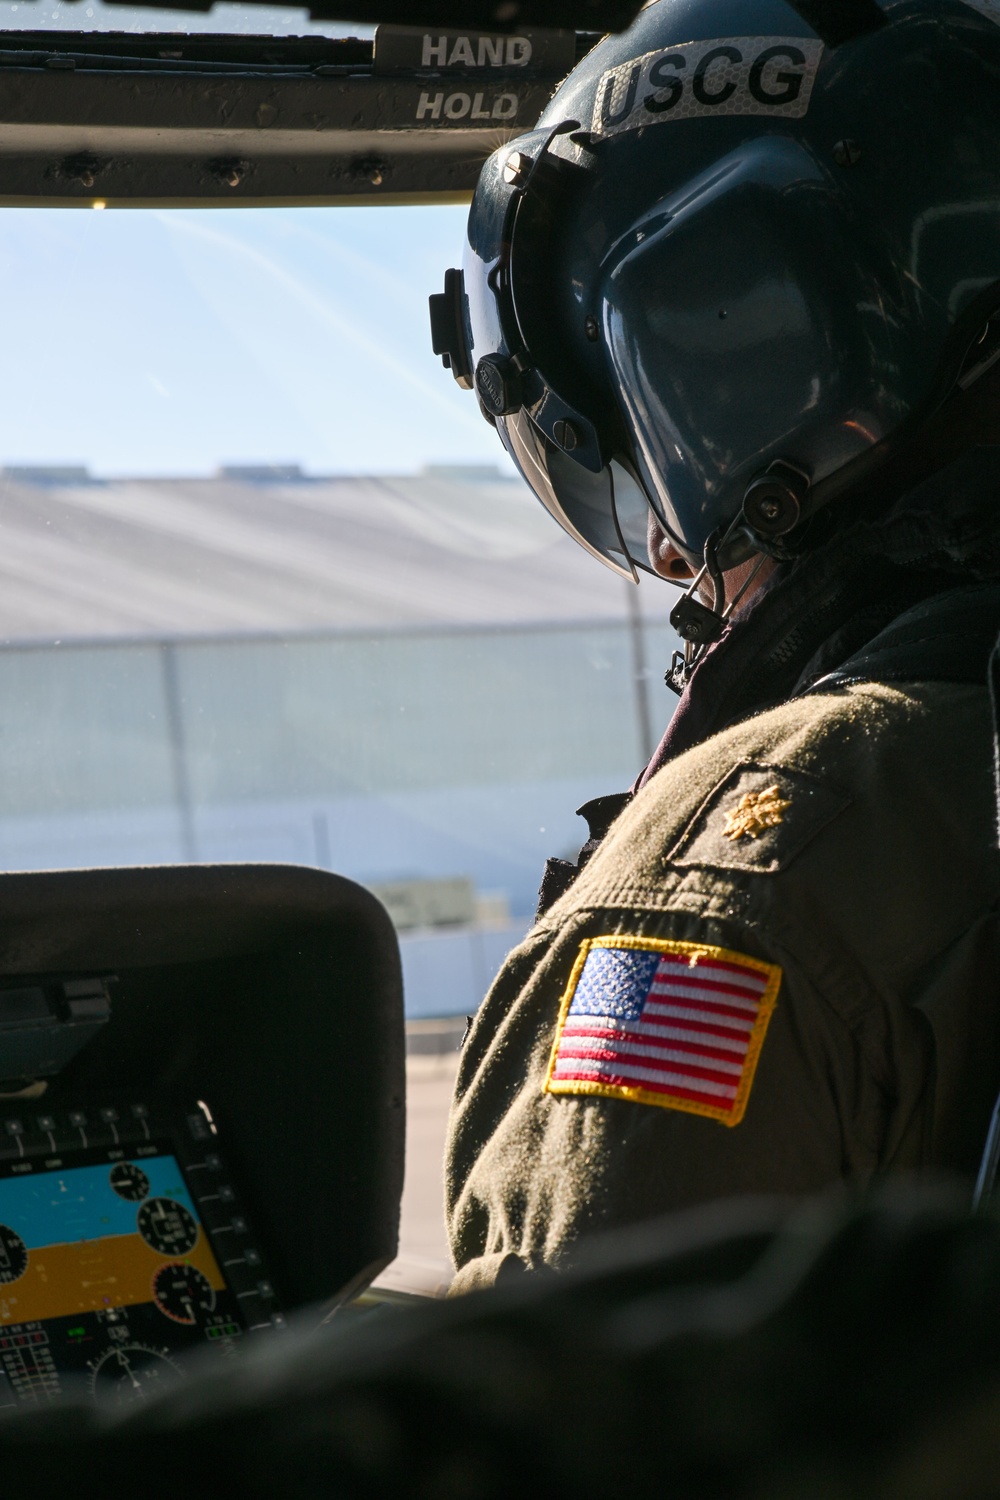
[496,409,657,581]
[462,135,668,581]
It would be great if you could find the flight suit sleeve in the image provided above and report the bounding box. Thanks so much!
[445,906,917,1294]
[444,693,976,1294]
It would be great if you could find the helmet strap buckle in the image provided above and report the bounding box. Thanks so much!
[669,590,726,649]
[667,521,731,656]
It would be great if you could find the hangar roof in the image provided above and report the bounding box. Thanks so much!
[0,463,671,641]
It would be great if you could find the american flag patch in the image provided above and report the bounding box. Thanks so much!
[544,937,781,1126]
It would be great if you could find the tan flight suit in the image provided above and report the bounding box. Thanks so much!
[446,679,1000,1293]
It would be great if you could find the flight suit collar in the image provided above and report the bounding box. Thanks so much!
[639,446,1000,786]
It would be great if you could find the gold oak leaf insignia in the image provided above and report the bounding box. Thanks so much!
[722,784,792,842]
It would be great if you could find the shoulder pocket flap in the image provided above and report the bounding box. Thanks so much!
[667,761,851,875]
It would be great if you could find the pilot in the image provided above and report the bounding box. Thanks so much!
[429,0,1000,1292]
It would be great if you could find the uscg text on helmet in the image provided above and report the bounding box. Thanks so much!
[593,36,825,139]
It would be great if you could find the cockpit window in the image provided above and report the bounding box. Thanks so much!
[0,206,676,943]
[0,0,363,34]
[0,202,678,1268]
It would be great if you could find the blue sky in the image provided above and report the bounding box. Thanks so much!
[0,4,508,479]
[0,202,507,477]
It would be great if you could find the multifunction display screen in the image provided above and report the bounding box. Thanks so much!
[0,1106,278,1409]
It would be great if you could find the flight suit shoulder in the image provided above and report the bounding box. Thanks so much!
[524,678,1000,1066]
[554,681,998,979]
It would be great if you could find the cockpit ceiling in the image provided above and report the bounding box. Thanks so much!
[13,1,643,27]
[0,2,883,205]
[0,23,595,206]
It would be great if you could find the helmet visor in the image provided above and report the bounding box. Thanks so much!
[460,131,668,580]
[496,409,656,580]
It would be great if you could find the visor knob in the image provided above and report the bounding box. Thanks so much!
[742,462,810,539]
[552,419,579,452]
[475,355,523,417]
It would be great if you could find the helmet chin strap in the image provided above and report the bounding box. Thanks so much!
[703,528,725,615]
[668,516,738,643]
[665,515,754,694]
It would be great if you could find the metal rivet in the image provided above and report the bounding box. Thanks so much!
[833,139,862,167]
[62,153,101,188]
[210,158,248,190]
[352,158,387,188]
[502,151,532,187]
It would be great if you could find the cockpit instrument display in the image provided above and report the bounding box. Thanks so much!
[0,1100,280,1410]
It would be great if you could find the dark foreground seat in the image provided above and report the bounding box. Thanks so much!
[5,1182,1000,1500]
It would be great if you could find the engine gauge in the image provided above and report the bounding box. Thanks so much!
[137,1197,199,1257]
[88,1350,182,1404]
[88,1342,182,1406]
[109,1161,150,1202]
[152,1261,216,1325]
[0,1223,27,1284]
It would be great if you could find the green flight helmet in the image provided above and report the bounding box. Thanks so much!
[430,0,1000,596]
